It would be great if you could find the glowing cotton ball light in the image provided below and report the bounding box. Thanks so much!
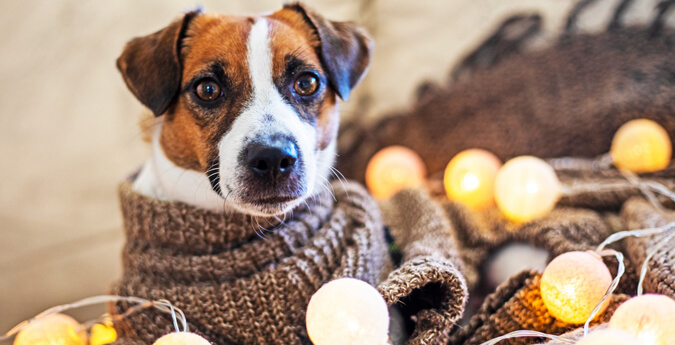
[152,332,211,345]
[494,156,561,222]
[609,294,675,345]
[540,251,612,324]
[306,278,389,345]
[444,149,502,209]
[14,314,87,345]
[366,146,426,200]
[610,119,672,173]
[575,328,640,345]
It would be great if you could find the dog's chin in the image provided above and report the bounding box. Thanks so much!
[228,195,307,217]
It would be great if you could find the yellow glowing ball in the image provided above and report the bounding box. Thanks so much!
[540,251,612,325]
[14,314,87,345]
[575,328,640,345]
[306,278,389,345]
[366,146,427,200]
[89,323,117,345]
[444,149,502,209]
[609,294,675,345]
[610,119,672,173]
[494,156,562,222]
[152,332,211,345]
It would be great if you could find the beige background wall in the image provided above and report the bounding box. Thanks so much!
[0,0,661,331]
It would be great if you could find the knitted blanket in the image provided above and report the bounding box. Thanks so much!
[110,180,468,345]
[333,4,675,342]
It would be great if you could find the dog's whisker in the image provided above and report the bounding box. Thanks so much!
[256,216,271,233]
[328,166,349,197]
[249,217,264,240]
[316,174,337,201]
[303,200,314,217]
[319,182,336,202]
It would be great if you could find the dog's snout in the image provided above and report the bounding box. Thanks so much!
[246,141,298,179]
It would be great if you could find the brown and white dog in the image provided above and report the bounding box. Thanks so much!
[118,3,371,216]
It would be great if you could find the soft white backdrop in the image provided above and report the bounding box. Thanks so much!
[0,0,660,331]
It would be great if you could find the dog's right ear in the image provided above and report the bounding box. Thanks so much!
[117,10,201,117]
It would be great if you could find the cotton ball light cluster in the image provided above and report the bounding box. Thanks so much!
[540,251,612,324]
[608,294,675,345]
[306,278,389,345]
[13,314,87,345]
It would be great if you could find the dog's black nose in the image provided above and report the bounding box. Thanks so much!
[246,141,298,179]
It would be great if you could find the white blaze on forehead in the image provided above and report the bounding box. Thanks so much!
[247,18,277,103]
[215,17,324,215]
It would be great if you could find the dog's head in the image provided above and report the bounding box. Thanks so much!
[118,3,371,216]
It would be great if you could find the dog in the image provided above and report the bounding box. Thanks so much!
[118,3,371,216]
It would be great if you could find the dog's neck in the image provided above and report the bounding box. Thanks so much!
[133,123,337,211]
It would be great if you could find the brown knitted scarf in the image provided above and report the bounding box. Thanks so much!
[110,180,391,345]
[110,179,469,345]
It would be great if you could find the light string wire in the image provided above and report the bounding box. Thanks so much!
[582,249,623,337]
[479,330,576,345]
[562,171,675,212]
[0,295,188,342]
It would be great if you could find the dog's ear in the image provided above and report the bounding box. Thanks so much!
[284,3,372,101]
[117,10,201,116]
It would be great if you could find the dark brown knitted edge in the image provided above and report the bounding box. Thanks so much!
[378,257,467,345]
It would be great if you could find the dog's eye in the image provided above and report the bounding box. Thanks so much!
[294,73,319,96]
[195,79,222,101]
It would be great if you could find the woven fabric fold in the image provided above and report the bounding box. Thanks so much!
[110,180,391,345]
[439,200,615,290]
[378,189,469,345]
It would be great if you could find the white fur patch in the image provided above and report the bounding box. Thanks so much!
[132,124,226,210]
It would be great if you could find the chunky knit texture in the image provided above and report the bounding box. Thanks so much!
[110,180,391,345]
[110,180,469,345]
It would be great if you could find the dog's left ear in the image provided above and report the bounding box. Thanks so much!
[117,10,202,116]
[284,3,373,101]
